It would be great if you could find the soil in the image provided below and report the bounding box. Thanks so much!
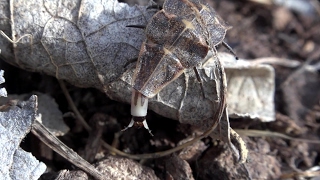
[1,0,320,179]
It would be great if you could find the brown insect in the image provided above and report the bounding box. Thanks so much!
[123,0,235,135]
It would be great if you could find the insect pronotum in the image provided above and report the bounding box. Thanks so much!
[122,0,236,135]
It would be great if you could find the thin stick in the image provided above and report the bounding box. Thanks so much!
[281,59,314,88]
[31,120,105,180]
[235,129,320,144]
[58,80,91,131]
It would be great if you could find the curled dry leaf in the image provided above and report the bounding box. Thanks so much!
[0,93,70,136]
[0,0,156,90]
[0,95,47,180]
[0,0,275,123]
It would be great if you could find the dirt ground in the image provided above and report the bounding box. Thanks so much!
[1,0,320,179]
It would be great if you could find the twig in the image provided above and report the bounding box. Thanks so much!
[58,80,91,131]
[31,120,105,180]
[235,129,320,144]
[281,59,314,88]
[84,113,106,162]
[250,57,301,68]
[280,169,320,179]
[250,57,320,72]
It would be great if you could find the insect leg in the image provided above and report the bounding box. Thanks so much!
[142,120,153,136]
[193,67,206,98]
[222,41,238,60]
[121,119,135,132]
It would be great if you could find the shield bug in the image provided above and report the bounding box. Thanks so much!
[123,0,235,135]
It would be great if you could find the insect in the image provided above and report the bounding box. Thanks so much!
[123,0,236,135]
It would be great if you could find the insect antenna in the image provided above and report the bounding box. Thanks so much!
[222,41,238,60]
[126,25,146,29]
[193,67,206,98]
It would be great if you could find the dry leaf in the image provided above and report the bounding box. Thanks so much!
[0,0,156,90]
[0,95,46,180]
[0,70,7,97]
[0,0,275,124]
[0,93,70,136]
